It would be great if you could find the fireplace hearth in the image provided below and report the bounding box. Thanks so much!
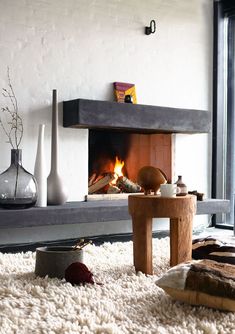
[88,129,173,196]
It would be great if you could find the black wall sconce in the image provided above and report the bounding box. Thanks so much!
[145,20,156,35]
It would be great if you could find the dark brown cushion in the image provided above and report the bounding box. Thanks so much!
[192,237,235,265]
[156,259,235,311]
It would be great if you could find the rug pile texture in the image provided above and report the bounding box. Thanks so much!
[0,237,235,334]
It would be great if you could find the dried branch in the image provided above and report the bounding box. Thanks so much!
[0,67,23,149]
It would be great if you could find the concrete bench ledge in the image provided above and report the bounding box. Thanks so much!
[0,198,230,229]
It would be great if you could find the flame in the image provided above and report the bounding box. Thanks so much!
[114,156,124,177]
[112,156,124,184]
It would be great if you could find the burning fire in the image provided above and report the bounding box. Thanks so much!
[111,156,124,184]
[88,155,142,194]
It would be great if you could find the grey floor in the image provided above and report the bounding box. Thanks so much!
[195,226,234,243]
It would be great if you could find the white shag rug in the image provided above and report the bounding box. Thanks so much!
[1,238,235,334]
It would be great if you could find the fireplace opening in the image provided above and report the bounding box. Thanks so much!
[88,129,173,198]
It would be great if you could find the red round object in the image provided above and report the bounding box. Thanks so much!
[65,262,94,285]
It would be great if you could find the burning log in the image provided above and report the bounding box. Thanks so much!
[107,185,121,194]
[88,173,115,194]
[88,173,97,186]
[116,176,142,193]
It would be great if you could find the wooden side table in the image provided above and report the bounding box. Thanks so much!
[128,194,196,275]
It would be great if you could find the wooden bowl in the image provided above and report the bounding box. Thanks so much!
[137,166,167,195]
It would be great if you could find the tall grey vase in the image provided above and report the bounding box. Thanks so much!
[34,124,47,207]
[47,89,68,205]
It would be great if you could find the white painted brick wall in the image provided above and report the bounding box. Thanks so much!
[0,0,212,205]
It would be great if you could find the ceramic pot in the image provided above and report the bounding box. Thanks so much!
[175,175,188,196]
[35,246,84,279]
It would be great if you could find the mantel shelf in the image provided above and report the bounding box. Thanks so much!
[0,198,230,229]
[63,99,211,134]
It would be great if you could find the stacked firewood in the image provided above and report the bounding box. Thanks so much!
[88,172,142,194]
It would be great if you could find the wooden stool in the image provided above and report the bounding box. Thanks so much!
[128,194,196,275]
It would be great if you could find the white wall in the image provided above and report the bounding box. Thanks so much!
[0,0,213,243]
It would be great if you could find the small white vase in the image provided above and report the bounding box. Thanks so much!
[47,89,68,205]
[34,124,47,207]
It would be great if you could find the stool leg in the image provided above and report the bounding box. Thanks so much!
[170,215,193,267]
[132,214,153,275]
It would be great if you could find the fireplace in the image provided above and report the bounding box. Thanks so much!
[63,97,211,200]
[88,129,173,197]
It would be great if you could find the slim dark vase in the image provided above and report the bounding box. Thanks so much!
[0,149,38,209]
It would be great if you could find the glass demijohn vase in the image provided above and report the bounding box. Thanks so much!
[0,149,38,209]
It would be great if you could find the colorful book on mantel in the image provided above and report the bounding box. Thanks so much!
[113,82,137,104]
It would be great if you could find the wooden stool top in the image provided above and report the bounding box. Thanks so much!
[128,194,196,218]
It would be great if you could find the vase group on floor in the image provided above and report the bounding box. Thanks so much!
[0,89,68,210]
[34,89,68,207]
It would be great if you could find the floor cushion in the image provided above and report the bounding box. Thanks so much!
[192,236,235,265]
[156,259,235,312]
